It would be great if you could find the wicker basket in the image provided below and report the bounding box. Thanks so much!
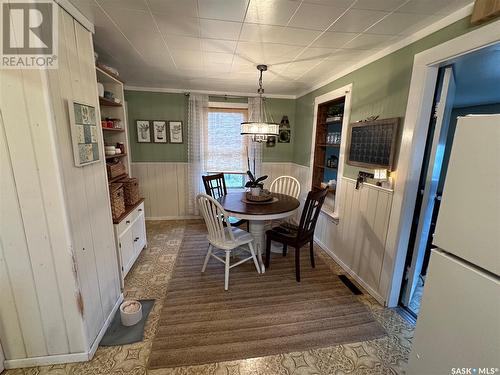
[109,183,125,220]
[107,161,125,179]
[119,177,140,205]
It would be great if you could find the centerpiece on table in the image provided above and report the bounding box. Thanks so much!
[245,170,268,196]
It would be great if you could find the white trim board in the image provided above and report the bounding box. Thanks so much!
[54,0,94,33]
[125,86,296,100]
[383,19,500,307]
[309,84,353,213]
[295,3,475,98]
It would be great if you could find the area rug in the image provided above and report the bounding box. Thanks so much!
[148,223,386,369]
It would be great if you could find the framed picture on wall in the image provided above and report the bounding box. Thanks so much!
[152,120,167,143]
[169,121,183,144]
[68,101,100,167]
[136,120,151,143]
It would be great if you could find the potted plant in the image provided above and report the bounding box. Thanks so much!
[245,170,268,196]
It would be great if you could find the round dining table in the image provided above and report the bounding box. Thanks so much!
[217,191,300,272]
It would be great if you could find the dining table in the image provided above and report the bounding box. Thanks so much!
[217,191,300,272]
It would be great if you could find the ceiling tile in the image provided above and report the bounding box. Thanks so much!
[327,48,370,61]
[311,31,357,48]
[98,0,147,11]
[288,2,349,31]
[240,24,322,46]
[199,19,242,40]
[302,0,354,6]
[235,41,264,63]
[330,9,389,33]
[352,0,408,11]
[366,12,429,35]
[343,33,396,49]
[245,0,300,26]
[148,0,198,17]
[201,39,237,53]
[170,49,204,69]
[154,14,200,37]
[296,47,337,61]
[165,35,202,51]
[204,51,234,64]
[396,0,460,14]
[198,0,249,22]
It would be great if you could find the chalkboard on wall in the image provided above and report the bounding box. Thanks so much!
[346,117,399,171]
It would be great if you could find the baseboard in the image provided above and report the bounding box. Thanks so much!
[5,294,124,369]
[88,293,124,360]
[4,352,89,369]
[314,238,386,305]
[146,215,200,220]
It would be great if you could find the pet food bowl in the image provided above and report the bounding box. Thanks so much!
[120,300,142,326]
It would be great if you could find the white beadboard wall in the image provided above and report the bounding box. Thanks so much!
[315,178,393,304]
[131,162,310,219]
[0,5,121,368]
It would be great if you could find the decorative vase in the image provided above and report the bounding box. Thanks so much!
[250,187,261,196]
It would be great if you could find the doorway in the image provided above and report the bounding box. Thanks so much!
[399,43,500,316]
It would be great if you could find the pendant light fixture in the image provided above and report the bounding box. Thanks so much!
[241,64,279,142]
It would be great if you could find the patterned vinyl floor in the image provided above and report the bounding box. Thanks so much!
[4,220,414,375]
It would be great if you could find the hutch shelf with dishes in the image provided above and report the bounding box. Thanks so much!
[96,64,147,284]
[311,97,346,200]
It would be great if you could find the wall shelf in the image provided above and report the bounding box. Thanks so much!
[102,127,125,132]
[318,143,340,147]
[99,96,122,107]
[108,173,127,183]
[105,153,127,160]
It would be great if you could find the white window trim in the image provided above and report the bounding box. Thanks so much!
[208,102,248,109]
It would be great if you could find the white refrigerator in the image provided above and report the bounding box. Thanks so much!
[407,114,500,375]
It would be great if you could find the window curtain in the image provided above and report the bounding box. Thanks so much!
[187,94,209,215]
[247,97,263,177]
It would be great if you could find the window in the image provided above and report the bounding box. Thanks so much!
[206,107,247,188]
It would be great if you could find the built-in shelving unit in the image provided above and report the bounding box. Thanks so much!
[311,97,346,199]
[96,65,146,285]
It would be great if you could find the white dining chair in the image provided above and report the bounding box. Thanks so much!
[197,193,261,290]
[269,176,301,226]
[270,176,301,199]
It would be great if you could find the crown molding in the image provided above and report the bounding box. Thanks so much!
[295,3,475,98]
[124,85,297,99]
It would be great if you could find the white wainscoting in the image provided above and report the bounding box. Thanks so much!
[131,162,310,220]
[314,178,393,304]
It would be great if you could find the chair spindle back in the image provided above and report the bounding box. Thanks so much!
[270,176,301,199]
[202,173,227,199]
[297,188,328,238]
[197,194,234,243]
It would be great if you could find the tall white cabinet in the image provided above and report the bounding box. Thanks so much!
[0,4,122,369]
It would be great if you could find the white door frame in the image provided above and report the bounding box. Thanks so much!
[308,83,353,213]
[0,340,5,372]
[383,19,500,307]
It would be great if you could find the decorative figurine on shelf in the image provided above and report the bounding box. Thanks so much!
[330,155,338,168]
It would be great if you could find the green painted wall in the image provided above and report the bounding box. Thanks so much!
[125,90,295,163]
[293,16,486,178]
[125,91,188,162]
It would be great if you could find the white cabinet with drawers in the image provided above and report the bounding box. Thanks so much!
[114,200,147,283]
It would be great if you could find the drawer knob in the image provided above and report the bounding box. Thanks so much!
[134,237,139,242]
[138,208,143,212]
[126,220,130,224]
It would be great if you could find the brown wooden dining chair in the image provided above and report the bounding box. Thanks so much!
[265,187,328,281]
[202,173,248,229]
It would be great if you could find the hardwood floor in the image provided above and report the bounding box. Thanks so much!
[4,220,414,375]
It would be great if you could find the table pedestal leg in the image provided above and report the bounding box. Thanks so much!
[249,220,266,273]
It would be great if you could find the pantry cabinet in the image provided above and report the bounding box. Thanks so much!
[114,200,147,282]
